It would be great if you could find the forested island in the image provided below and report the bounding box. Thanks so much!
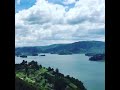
[15,60,87,90]
[89,54,105,61]
[85,53,105,61]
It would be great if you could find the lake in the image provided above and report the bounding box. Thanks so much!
[15,54,105,90]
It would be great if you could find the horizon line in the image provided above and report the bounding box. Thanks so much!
[15,40,105,48]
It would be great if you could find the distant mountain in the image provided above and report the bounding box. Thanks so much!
[15,41,105,55]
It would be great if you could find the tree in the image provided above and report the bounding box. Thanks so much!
[48,67,52,71]
[55,68,59,74]
[21,60,27,65]
[39,65,42,68]
[66,75,70,79]
[28,60,39,70]
[54,78,66,90]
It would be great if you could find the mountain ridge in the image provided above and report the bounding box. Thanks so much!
[15,41,105,55]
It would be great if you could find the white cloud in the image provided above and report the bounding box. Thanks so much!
[15,0,105,47]
[65,0,105,24]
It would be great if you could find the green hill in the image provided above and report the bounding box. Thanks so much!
[15,60,87,90]
[15,41,105,55]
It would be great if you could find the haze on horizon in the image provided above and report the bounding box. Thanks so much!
[15,0,105,47]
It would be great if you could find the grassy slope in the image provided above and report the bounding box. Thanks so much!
[15,61,87,90]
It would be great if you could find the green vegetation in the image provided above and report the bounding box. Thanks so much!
[15,60,87,90]
[15,41,105,56]
[15,77,39,90]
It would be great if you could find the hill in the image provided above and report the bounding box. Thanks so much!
[15,41,105,55]
[15,60,87,90]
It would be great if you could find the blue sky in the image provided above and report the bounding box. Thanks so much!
[15,0,105,47]
[15,0,76,12]
[15,0,36,13]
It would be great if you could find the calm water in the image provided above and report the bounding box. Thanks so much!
[15,54,105,90]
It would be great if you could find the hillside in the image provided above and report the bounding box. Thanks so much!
[15,60,87,90]
[15,77,39,90]
[15,41,105,55]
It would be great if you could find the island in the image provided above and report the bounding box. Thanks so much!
[32,53,38,56]
[89,54,105,61]
[40,54,46,56]
[15,60,87,90]
[20,55,27,58]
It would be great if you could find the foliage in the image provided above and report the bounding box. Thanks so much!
[15,60,87,90]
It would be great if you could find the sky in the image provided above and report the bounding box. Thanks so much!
[15,0,105,47]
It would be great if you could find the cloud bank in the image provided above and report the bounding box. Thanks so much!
[15,0,105,47]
